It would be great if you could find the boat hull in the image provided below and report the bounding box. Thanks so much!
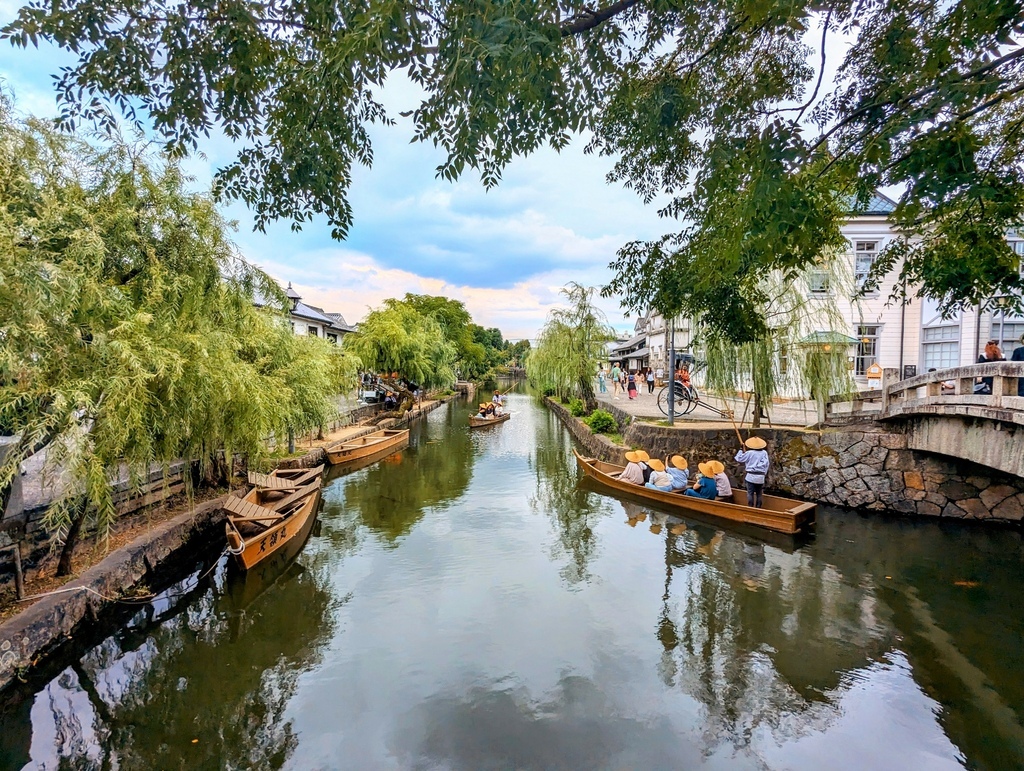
[227,485,322,571]
[573,449,814,535]
[469,412,511,427]
[325,429,410,467]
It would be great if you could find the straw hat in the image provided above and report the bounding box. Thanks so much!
[649,523,663,535]
[708,460,726,475]
[624,451,641,463]
[670,455,688,470]
[698,461,715,477]
[635,450,651,462]
[745,436,767,450]
[647,458,666,472]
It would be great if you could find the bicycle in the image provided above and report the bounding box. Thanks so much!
[657,380,701,416]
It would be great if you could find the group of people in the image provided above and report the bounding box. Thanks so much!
[617,435,771,508]
[477,391,506,418]
[597,363,692,400]
[976,336,1024,396]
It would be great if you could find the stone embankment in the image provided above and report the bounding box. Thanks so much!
[546,398,1024,523]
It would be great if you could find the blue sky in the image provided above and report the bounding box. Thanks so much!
[0,8,665,339]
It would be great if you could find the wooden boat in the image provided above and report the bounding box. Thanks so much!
[573,449,815,535]
[224,465,324,570]
[324,428,409,467]
[469,411,511,428]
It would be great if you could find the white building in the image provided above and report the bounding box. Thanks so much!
[262,283,356,344]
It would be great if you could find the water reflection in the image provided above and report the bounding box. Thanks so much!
[2,395,1023,770]
[4,534,335,769]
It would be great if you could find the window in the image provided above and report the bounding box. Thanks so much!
[779,345,789,375]
[991,315,1024,354]
[1011,241,1024,277]
[922,325,960,369]
[855,325,880,376]
[854,241,879,290]
[308,325,319,336]
[807,269,830,294]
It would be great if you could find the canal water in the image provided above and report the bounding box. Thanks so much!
[2,393,1023,770]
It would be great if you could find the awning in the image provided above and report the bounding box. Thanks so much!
[614,346,650,360]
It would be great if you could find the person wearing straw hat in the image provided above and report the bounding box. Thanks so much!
[620,451,646,485]
[708,460,733,499]
[735,436,770,508]
[665,455,689,491]
[634,449,654,483]
[684,462,719,499]
[644,458,673,491]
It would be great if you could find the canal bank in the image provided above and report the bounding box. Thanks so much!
[2,393,1024,770]
[545,397,1024,523]
[0,395,456,694]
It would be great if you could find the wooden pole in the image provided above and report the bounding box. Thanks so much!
[727,410,745,447]
[12,540,24,601]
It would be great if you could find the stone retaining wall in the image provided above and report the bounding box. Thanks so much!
[546,398,1024,523]
[0,493,231,695]
[545,398,625,462]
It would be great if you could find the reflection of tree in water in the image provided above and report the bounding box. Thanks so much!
[652,522,898,754]
[529,435,606,586]
[329,406,475,545]
[11,551,336,770]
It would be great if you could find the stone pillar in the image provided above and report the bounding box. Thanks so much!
[881,368,900,415]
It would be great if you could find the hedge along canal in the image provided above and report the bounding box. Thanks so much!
[2,392,1024,770]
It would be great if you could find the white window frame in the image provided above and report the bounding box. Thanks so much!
[920,302,961,370]
[854,241,879,293]
[855,325,880,377]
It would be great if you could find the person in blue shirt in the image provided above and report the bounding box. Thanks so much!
[665,455,689,491]
[684,462,719,499]
[735,436,771,508]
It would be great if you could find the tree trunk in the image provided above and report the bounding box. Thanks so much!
[579,376,597,412]
[56,501,88,577]
[752,391,763,429]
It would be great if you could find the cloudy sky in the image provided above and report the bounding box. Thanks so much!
[0,11,672,340]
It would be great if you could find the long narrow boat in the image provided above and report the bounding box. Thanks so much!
[469,411,511,428]
[224,465,324,570]
[324,428,409,467]
[573,450,815,535]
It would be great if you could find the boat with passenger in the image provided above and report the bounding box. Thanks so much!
[573,450,814,534]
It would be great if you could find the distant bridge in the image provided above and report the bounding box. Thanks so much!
[825,363,1024,478]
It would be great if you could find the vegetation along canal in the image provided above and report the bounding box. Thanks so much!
[2,393,1022,770]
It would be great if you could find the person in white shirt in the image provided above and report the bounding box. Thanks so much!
[645,459,673,491]
[734,436,770,508]
[709,460,732,499]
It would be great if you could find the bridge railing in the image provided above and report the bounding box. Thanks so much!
[825,362,1024,422]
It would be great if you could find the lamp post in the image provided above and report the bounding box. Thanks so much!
[667,316,676,426]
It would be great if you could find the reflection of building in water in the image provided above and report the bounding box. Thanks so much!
[8,553,336,769]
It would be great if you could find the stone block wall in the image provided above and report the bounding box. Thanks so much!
[532,399,1024,523]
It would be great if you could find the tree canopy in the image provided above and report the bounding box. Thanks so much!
[5,0,1024,339]
[0,101,357,568]
[343,298,458,388]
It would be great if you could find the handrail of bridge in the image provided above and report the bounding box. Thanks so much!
[825,362,1024,423]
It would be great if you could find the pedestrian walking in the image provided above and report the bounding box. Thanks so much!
[598,369,607,393]
[646,368,655,394]
[627,371,638,399]
[611,364,621,397]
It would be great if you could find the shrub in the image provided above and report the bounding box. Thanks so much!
[568,398,586,417]
[584,409,617,434]
[542,387,556,397]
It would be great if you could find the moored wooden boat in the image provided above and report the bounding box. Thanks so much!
[324,428,409,467]
[573,449,815,535]
[224,465,324,570]
[469,411,511,428]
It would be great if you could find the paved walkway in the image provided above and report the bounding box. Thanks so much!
[594,386,817,428]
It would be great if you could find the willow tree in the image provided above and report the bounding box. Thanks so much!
[0,104,357,575]
[343,299,457,391]
[529,284,613,410]
[698,261,856,427]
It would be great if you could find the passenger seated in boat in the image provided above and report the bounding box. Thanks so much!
[634,450,653,483]
[709,461,733,499]
[620,451,646,485]
[478,402,494,417]
[666,455,689,491]
[644,459,673,492]
[684,462,719,499]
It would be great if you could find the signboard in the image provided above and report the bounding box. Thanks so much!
[903,365,917,379]
[865,363,884,379]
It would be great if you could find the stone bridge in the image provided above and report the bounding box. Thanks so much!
[825,362,1024,479]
